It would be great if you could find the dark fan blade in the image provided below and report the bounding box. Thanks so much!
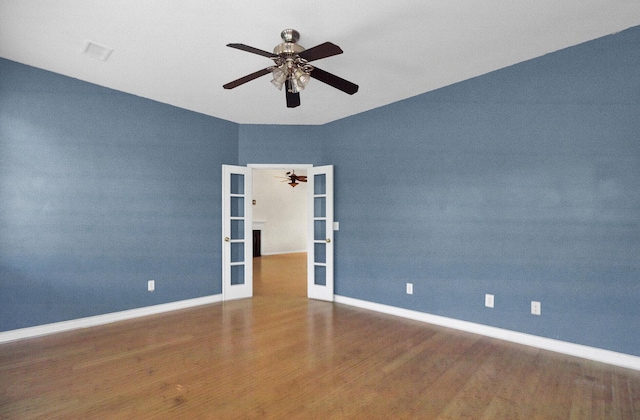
[285,80,301,108]
[227,43,277,58]
[309,67,359,95]
[298,42,343,62]
[223,68,272,90]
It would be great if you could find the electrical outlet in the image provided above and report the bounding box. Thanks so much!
[485,294,494,308]
[406,283,413,295]
[531,301,541,315]
[148,280,155,292]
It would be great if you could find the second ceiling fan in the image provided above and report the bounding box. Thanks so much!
[223,29,359,108]
[277,170,307,187]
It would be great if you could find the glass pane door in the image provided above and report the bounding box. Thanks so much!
[222,165,252,300]
[307,165,334,301]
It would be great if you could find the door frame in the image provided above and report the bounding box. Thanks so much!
[248,163,314,171]
[223,163,335,301]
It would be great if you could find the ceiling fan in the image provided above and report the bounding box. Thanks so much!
[223,29,359,108]
[276,170,307,187]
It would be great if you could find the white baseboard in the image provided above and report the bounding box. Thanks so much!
[334,295,640,371]
[5,293,638,371]
[0,295,222,344]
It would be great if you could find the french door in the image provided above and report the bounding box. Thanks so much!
[222,164,333,301]
[307,165,334,301]
[222,165,253,300]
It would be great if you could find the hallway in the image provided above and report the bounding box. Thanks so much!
[253,252,307,298]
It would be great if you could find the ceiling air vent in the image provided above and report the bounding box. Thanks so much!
[82,41,113,61]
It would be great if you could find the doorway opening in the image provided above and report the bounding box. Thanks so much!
[250,165,311,298]
[223,163,333,302]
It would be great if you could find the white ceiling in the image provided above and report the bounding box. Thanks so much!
[1,1,639,125]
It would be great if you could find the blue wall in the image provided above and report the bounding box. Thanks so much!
[1,26,639,357]
[238,124,324,165]
[322,26,640,355]
[0,59,238,330]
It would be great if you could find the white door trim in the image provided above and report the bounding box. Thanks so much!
[248,164,313,170]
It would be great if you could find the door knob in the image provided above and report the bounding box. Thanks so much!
[224,237,230,242]
[326,238,331,243]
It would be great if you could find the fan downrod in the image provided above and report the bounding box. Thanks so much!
[280,29,300,43]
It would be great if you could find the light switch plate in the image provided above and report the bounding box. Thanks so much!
[485,294,494,308]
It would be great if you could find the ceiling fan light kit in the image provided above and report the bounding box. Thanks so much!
[223,29,359,108]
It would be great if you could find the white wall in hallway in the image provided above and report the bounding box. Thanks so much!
[252,169,307,255]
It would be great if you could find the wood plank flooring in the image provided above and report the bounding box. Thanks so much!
[1,253,640,419]
[253,252,306,298]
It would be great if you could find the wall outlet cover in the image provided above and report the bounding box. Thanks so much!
[531,301,541,315]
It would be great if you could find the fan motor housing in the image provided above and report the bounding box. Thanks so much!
[274,29,305,55]
[274,42,305,55]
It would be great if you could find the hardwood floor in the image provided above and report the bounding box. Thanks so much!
[253,252,307,298]
[1,253,640,419]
